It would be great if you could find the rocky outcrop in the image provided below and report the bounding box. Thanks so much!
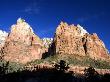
[1,18,44,64]
[50,22,109,60]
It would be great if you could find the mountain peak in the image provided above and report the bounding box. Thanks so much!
[60,21,68,27]
[17,18,25,24]
[1,18,44,63]
[11,18,33,36]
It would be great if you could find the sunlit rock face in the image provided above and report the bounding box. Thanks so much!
[50,22,109,60]
[1,18,43,64]
[84,33,109,60]
[0,30,8,49]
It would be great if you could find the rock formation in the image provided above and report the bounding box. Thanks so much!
[0,19,110,64]
[1,18,44,64]
[49,22,110,60]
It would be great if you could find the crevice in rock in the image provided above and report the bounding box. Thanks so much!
[82,37,87,54]
[83,42,87,54]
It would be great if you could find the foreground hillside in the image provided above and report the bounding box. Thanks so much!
[0,60,110,82]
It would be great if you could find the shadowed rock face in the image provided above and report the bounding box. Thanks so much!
[49,22,109,60]
[1,18,44,64]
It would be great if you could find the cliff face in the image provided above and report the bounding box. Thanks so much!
[1,18,44,64]
[83,33,109,59]
[50,22,109,60]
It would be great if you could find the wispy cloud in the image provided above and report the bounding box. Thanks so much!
[77,17,88,23]
[21,0,40,14]
[77,12,105,23]
[24,6,40,14]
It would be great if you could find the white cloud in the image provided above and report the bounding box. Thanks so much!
[77,12,105,23]
[77,17,88,23]
[22,1,40,14]
[24,7,39,14]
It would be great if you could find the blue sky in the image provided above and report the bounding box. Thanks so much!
[0,0,110,51]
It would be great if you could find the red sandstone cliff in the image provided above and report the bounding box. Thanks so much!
[1,18,44,64]
[49,22,110,61]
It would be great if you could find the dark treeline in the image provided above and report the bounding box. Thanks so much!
[0,60,110,82]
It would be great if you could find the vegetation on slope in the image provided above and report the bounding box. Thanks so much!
[27,54,110,69]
